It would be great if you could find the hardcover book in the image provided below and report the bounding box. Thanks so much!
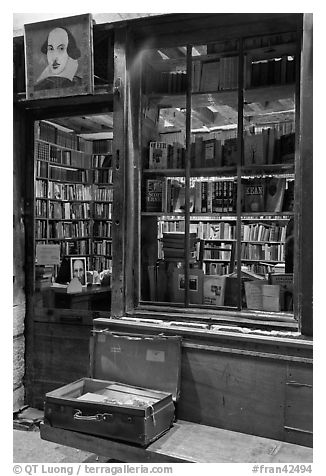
[172,267,204,304]
[244,133,265,165]
[149,142,168,169]
[243,178,266,213]
[265,177,286,212]
[145,179,163,212]
[203,275,227,306]
[203,139,216,167]
[223,138,238,166]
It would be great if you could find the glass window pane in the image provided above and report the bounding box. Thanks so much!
[242,33,296,315]
[190,41,239,309]
[34,115,113,312]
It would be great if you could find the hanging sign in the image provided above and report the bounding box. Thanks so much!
[36,244,61,265]
[24,13,94,100]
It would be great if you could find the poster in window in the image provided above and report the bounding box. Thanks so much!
[24,14,94,100]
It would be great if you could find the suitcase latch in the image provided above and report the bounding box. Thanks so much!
[73,410,113,422]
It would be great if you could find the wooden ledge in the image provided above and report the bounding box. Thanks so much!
[40,420,312,464]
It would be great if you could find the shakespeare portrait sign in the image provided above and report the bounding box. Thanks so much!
[24,14,94,99]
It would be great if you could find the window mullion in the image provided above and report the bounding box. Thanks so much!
[236,38,245,310]
[184,44,193,307]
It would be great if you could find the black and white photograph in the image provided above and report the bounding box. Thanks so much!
[11,7,316,473]
[70,256,87,285]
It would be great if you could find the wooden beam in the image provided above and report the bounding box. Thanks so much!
[133,14,302,50]
[296,15,313,336]
[111,27,128,317]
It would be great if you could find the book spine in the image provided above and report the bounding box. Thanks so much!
[201,181,208,213]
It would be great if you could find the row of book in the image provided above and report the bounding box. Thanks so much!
[52,239,91,256]
[49,166,92,183]
[94,202,112,219]
[250,55,295,88]
[202,243,233,261]
[35,140,92,168]
[36,160,47,178]
[242,222,287,242]
[157,219,186,237]
[49,202,90,220]
[93,240,112,256]
[92,257,112,273]
[192,56,239,92]
[49,145,92,168]
[244,131,294,166]
[36,180,48,199]
[190,221,236,240]
[145,177,293,214]
[145,178,236,214]
[203,262,233,276]
[92,154,112,168]
[200,242,284,261]
[36,182,114,203]
[148,142,185,170]
[92,139,113,155]
[242,177,293,213]
[35,199,47,217]
[48,182,92,201]
[93,221,112,237]
[37,165,112,185]
[157,220,287,243]
[94,188,114,201]
[153,71,187,94]
[94,169,113,184]
[63,240,91,256]
[142,63,187,95]
[241,243,285,261]
[36,141,114,171]
[49,221,91,239]
[147,132,294,170]
[35,220,47,239]
[37,121,93,153]
[49,146,73,166]
[37,122,113,155]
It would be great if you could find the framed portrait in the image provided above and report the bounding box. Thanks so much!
[70,257,87,286]
[24,14,94,100]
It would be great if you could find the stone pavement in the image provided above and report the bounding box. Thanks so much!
[13,407,105,463]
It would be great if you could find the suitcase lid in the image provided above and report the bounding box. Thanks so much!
[90,330,182,401]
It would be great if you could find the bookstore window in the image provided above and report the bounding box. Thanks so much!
[140,33,296,319]
[34,115,113,312]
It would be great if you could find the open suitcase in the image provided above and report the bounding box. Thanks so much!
[44,329,182,447]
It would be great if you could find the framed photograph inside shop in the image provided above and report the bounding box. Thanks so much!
[70,257,87,286]
[24,14,94,100]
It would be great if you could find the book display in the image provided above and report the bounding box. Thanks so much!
[34,120,114,291]
[140,35,296,313]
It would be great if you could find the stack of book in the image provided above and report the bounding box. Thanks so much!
[35,265,54,289]
[162,232,197,262]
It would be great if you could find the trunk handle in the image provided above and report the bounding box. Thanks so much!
[73,410,113,422]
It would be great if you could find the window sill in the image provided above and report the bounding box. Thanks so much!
[132,303,298,332]
[93,316,312,363]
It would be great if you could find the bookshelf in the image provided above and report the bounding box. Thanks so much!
[34,121,113,283]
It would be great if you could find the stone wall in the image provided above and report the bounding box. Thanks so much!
[13,105,26,412]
